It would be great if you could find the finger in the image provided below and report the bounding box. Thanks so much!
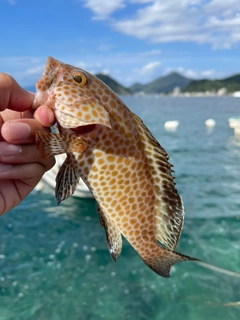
[1,118,51,144]
[34,105,56,127]
[0,73,35,112]
[0,142,55,171]
[0,109,26,123]
[0,162,45,181]
[0,163,47,215]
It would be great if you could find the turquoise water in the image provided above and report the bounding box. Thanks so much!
[1,96,240,320]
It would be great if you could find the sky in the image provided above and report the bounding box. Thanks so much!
[1,0,240,88]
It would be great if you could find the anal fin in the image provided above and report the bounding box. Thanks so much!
[97,206,122,261]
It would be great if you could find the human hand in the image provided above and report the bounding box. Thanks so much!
[0,73,56,215]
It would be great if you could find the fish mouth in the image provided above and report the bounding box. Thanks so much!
[72,124,97,135]
[58,123,98,138]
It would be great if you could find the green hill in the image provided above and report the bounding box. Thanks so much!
[95,74,132,95]
[130,82,145,93]
[183,74,240,93]
[130,72,192,94]
[26,72,240,96]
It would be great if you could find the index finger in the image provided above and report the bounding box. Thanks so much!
[0,73,35,112]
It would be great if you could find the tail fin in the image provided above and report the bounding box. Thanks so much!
[142,250,199,278]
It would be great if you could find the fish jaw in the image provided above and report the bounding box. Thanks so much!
[33,56,112,130]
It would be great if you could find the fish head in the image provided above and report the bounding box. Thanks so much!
[33,56,112,130]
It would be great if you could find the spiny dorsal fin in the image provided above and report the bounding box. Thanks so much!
[134,114,184,251]
[97,205,122,261]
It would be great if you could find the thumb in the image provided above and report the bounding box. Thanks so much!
[0,73,34,112]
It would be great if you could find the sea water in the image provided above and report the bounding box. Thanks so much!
[0,96,240,320]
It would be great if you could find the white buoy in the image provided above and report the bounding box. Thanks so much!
[228,117,240,135]
[205,119,216,127]
[164,120,179,131]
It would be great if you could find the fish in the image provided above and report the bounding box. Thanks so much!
[33,56,198,277]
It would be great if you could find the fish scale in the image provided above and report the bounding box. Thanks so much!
[33,56,198,277]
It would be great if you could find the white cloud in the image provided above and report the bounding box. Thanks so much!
[178,68,198,79]
[24,65,44,76]
[0,57,45,87]
[75,61,91,69]
[71,50,163,85]
[80,0,125,19]
[140,61,161,74]
[101,69,110,75]
[112,1,208,43]
[98,43,113,52]
[137,49,162,56]
[204,0,240,16]
[6,0,16,5]
[82,0,240,49]
[165,67,219,79]
[200,69,215,78]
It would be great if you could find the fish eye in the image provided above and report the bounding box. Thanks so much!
[72,72,87,85]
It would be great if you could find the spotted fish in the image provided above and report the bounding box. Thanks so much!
[33,56,197,277]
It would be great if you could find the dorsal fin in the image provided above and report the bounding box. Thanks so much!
[133,114,184,250]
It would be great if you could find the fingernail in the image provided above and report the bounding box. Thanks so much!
[9,122,31,140]
[0,144,22,156]
[0,163,13,172]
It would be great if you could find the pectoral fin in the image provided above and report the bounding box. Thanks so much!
[35,131,88,157]
[55,153,80,204]
[97,206,122,261]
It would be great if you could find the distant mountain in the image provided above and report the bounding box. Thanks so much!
[95,74,132,95]
[130,72,192,94]
[130,82,146,93]
[26,72,240,97]
[183,74,240,93]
